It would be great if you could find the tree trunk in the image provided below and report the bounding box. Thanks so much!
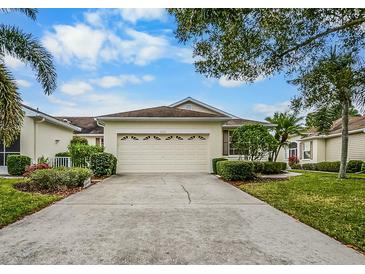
[338,100,349,179]
[273,144,282,162]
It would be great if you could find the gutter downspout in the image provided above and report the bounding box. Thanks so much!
[33,117,45,163]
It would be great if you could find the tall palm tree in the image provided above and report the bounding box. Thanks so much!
[265,112,303,162]
[0,8,56,146]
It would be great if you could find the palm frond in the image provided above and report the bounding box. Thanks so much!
[0,63,23,147]
[0,8,38,21]
[0,25,57,95]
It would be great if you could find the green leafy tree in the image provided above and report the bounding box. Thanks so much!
[232,124,278,161]
[305,104,360,134]
[265,112,303,162]
[168,8,365,179]
[291,49,365,178]
[0,8,56,146]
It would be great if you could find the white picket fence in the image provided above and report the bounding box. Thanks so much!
[48,157,72,168]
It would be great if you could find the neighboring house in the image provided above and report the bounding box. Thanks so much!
[96,97,272,173]
[56,117,104,146]
[277,116,365,164]
[0,105,80,174]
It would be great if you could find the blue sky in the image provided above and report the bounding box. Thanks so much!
[2,8,298,121]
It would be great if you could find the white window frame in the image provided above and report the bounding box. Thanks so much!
[302,141,312,160]
[228,130,239,156]
[285,142,298,159]
[0,137,21,166]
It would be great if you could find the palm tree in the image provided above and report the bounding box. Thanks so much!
[265,112,303,162]
[0,8,56,146]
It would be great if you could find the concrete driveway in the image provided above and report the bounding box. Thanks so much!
[0,173,364,264]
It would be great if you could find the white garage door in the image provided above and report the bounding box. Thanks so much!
[117,134,209,173]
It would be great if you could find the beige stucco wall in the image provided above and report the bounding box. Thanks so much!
[20,117,74,162]
[176,102,218,115]
[103,120,224,173]
[325,133,365,161]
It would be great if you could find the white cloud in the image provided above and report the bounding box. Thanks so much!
[3,55,25,70]
[15,79,31,88]
[42,24,106,67]
[218,76,265,88]
[120,9,166,23]
[91,74,155,88]
[60,81,93,96]
[84,11,103,26]
[253,101,290,117]
[42,21,192,68]
[51,92,168,116]
[48,95,76,107]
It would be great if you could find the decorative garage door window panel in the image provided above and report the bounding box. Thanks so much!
[120,135,207,142]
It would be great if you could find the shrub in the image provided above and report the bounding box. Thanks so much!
[291,163,302,169]
[261,161,287,174]
[361,162,365,172]
[288,156,299,167]
[217,160,255,181]
[70,136,88,145]
[30,167,92,190]
[7,155,32,176]
[23,163,50,177]
[252,161,265,173]
[316,161,340,172]
[55,151,71,157]
[90,152,117,176]
[212,158,228,174]
[68,143,103,167]
[37,155,48,164]
[302,163,317,170]
[346,160,363,173]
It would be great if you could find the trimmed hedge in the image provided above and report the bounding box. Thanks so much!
[7,155,32,176]
[261,162,287,174]
[346,160,363,173]
[362,162,365,172]
[70,136,88,145]
[30,167,92,190]
[90,152,117,176]
[217,160,255,181]
[55,151,71,157]
[293,161,341,172]
[212,158,228,174]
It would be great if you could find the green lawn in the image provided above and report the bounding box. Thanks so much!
[0,178,61,228]
[240,171,365,252]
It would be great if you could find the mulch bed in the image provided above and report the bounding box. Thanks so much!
[221,176,288,187]
[13,177,107,197]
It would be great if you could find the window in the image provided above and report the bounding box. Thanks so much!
[0,137,21,166]
[302,141,312,159]
[228,131,238,156]
[96,137,104,147]
[285,142,298,159]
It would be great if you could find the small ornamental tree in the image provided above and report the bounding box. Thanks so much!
[232,124,278,161]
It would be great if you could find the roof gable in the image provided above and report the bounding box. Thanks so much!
[169,97,239,118]
[98,106,228,118]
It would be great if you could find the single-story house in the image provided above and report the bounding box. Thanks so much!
[277,116,365,164]
[1,97,272,174]
[0,105,80,174]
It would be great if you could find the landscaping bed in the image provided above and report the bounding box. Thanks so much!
[231,170,365,253]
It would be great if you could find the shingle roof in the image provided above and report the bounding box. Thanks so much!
[307,116,365,136]
[98,106,228,118]
[56,117,103,134]
[223,118,273,127]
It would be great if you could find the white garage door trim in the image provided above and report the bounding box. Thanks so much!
[117,134,209,173]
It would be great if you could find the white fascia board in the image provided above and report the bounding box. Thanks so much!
[300,128,365,141]
[115,129,211,134]
[222,123,275,128]
[75,133,104,137]
[169,97,240,119]
[23,106,81,132]
[97,117,230,122]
